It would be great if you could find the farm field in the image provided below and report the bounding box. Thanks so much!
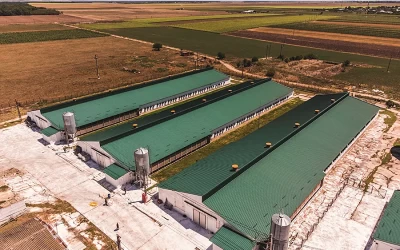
[230,28,400,59]
[0,23,70,33]
[329,15,400,25]
[0,29,107,44]
[80,13,276,30]
[0,14,90,25]
[0,36,194,108]
[273,21,400,39]
[32,2,227,21]
[172,15,336,33]
[103,26,400,97]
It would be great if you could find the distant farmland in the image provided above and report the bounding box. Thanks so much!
[273,21,400,39]
[0,29,107,44]
[171,15,336,33]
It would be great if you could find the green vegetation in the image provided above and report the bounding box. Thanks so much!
[381,152,392,165]
[380,109,397,133]
[266,68,276,77]
[394,138,400,146]
[152,42,163,51]
[217,52,226,59]
[330,15,400,25]
[273,22,400,39]
[0,29,107,44]
[0,24,69,33]
[172,15,335,33]
[0,3,60,16]
[152,97,304,182]
[80,13,275,30]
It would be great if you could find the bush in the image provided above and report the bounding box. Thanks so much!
[217,52,225,59]
[277,54,285,61]
[243,58,252,67]
[266,68,276,77]
[295,55,304,60]
[284,58,290,63]
[236,61,242,68]
[342,60,351,67]
[152,43,162,51]
[251,56,259,62]
[386,100,395,108]
[304,53,318,60]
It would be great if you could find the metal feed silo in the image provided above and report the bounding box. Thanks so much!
[270,213,291,250]
[134,147,150,177]
[62,112,77,135]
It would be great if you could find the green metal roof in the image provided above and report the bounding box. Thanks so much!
[41,69,228,129]
[80,79,258,143]
[158,93,347,196]
[103,163,128,180]
[210,226,256,250]
[101,81,292,171]
[41,126,60,137]
[204,96,379,240]
[374,190,400,246]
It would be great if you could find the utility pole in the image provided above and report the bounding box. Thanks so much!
[279,44,285,57]
[94,54,100,79]
[387,56,392,72]
[15,99,21,119]
[241,62,244,79]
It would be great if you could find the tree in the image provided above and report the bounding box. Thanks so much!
[386,100,395,108]
[304,53,317,60]
[277,54,285,61]
[284,58,290,63]
[153,43,163,51]
[266,68,276,77]
[251,56,259,62]
[217,52,225,59]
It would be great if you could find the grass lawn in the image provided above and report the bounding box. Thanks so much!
[151,97,303,183]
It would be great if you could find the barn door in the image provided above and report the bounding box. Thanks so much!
[193,209,207,229]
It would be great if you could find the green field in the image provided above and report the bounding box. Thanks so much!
[0,23,70,33]
[273,22,400,39]
[103,26,400,96]
[330,15,400,25]
[80,13,276,30]
[172,14,336,33]
[0,29,107,44]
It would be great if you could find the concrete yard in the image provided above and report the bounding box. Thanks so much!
[0,124,212,250]
[288,110,400,250]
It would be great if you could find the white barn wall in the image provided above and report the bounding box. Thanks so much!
[159,188,225,233]
[42,131,63,144]
[78,141,115,168]
[27,110,52,129]
[372,240,400,250]
[105,171,135,188]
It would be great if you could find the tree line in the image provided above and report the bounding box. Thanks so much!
[0,3,60,16]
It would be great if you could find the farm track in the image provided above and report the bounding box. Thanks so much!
[229,30,400,59]
[315,20,400,29]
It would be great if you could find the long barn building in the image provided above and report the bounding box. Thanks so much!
[158,93,379,250]
[27,68,230,143]
[77,79,293,187]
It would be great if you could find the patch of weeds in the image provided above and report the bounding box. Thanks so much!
[371,150,379,158]
[26,199,75,214]
[394,138,400,146]
[381,152,392,165]
[175,62,187,68]
[0,185,9,192]
[140,62,154,68]
[380,109,397,132]
[156,67,168,73]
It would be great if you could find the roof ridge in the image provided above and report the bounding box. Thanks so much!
[202,92,349,201]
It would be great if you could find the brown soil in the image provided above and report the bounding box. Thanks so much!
[0,15,91,25]
[0,36,193,109]
[32,3,226,21]
[315,20,400,29]
[230,30,400,59]
[250,27,400,47]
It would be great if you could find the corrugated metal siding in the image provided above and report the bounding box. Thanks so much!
[101,81,292,170]
[158,93,347,196]
[41,69,228,129]
[204,97,379,239]
[374,190,400,246]
[210,226,255,250]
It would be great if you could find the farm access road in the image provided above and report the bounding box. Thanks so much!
[64,24,399,106]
